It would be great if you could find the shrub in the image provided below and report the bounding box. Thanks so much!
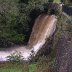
[7,51,24,63]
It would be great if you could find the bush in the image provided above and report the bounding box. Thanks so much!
[7,51,24,63]
[0,0,50,47]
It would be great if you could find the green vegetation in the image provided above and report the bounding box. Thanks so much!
[0,0,49,47]
[7,51,24,62]
[0,62,29,72]
[0,0,72,72]
[0,68,22,72]
[53,0,61,3]
[0,0,72,48]
[61,0,71,4]
[0,56,55,72]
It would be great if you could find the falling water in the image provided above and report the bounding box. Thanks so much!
[0,14,57,61]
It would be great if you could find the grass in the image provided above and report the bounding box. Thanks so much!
[0,63,22,72]
[53,0,61,4]
[29,64,37,72]
[0,62,29,72]
[0,62,37,72]
[0,68,22,72]
[0,55,55,72]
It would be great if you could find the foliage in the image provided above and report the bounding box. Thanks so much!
[0,0,51,48]
[1,0,70,48]
[53,0,61,3]
[7,51,24,62]
[29,64,37,72]
[0,62,29,72]
[0,0,26,47]
[66,19,72,32]
[61,0,71,4]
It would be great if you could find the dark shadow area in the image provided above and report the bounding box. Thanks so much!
[44,3,59,15]
[48,0,54,2]
[43,3,49,13]
[63,5,72,16]
[0,38,13,48]
[50,9,56,15]
[19,0,29,4]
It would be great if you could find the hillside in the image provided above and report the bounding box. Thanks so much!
[0,0,72,72]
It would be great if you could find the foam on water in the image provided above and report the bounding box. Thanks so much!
[0,52,10,61]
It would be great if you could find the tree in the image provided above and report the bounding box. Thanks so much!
[0,0,27,47]
[0,0,52,48]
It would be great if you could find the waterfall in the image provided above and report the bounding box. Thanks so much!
[0,14,57,61]
[29,14,57,56]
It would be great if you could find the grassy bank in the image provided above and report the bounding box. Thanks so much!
[0,62,29,72]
